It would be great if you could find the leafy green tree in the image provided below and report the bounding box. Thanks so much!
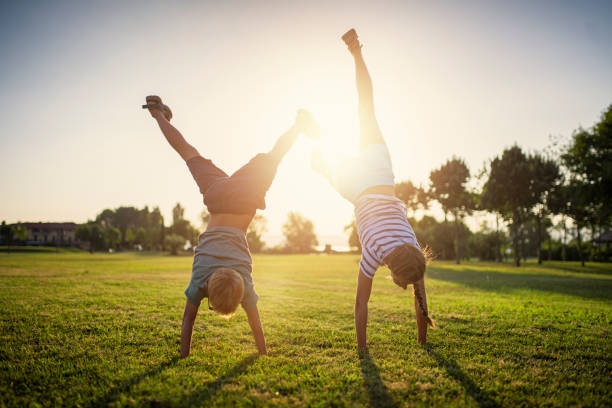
[165,234,186,255]
[410,215,461,261]
[104,226,121,250]
[481,145,534,266]
[93,205,165,250]
[134,227,148,250]
[344,219,361,252]
[246,214,267,253]
[469,224,507,261]
[282,212,318,253]
[561,105,612,226]
[200,208,211,231]
[395,180,427,216]
[557,105,612,264]
[169,203,199,247]
[0,221,11,245]
[112,207,140,247]
[172,203,185,224]
[11,224,27,242]
[549,179,592,266]
[147,207,165,250]
[125,227,136,247]
[76,222,105,252]
[528,153,561,264]
[428,157,474,264]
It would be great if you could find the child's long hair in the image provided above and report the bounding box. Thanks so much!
[208,268,244,317]
[413,281,435,328]
[387,244,435,328]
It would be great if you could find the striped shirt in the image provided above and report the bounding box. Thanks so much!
[355,194,420,279]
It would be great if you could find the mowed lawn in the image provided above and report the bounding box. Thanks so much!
[1,251,610,407]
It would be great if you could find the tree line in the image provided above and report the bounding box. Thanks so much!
[2,105,609,264]
[397,103,610,266]
[66,203,317,256]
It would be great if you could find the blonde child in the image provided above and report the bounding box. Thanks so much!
[143,96,318,357]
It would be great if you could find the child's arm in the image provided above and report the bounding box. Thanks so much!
[355,271,373,350]
[148,107,200,162]
[180,300,199,358]
[413,279,429,345]
[245,306,267,355]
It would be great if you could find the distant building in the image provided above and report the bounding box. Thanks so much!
[21,222,78,246]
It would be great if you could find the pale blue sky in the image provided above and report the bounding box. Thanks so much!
[1,0,611,245]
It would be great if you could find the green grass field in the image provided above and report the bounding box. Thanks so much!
[1,251,610,407]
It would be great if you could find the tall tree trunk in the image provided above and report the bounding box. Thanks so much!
[512,210,521,267]
[547,235,552,261]
[562,216,567,261]
[496,215,502,262]
[160,217,165,252]
[576,222,585,267]
[537,215,542,264]
[454,213,460,265]
[591,224,597,262]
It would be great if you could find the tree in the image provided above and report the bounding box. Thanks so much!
[549,105,612,266]
[559,105,612,257]
[76,222,105,252]
[169,203,199,248]
[246,214,267,253]
[469,223,507,261]
[1,223,27,251]
[344,219,361,251]
[549,178,593,266]
[282,212,318,253]
[165,234,186,255]
[0,221,11,246]
[93,205,165,250]
[395,180,427,216]
[104,226,121,250]
[112,206,140,247]
[200,208,211,231]
[428,157,474,264]
[528,153,561,264]
[172,203,185,225]
[12,224,27,242]
[481,145,534,266]
[145,207,165,250]
[409,215,472,260]
[562,105,612,224]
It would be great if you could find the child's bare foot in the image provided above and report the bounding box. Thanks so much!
[142,95,173,121]
[341,28,362,55]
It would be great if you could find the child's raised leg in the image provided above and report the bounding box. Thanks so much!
[342,29,385,150]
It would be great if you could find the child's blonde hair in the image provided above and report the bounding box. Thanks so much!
[208,268,244,317]
[385,244,435,328]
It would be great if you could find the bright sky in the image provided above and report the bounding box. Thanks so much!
[1,1,611,247]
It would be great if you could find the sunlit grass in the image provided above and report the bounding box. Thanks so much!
[1,252,610,407]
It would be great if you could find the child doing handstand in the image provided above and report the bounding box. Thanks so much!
[144,96,318,357]
[312,29,434,350]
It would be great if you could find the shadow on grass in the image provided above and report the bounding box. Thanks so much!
[95,355,180,407]
[359,350,398,408]
[428,267,612,301]
[181,354,258,406]
[95,355,258,407]
[426,345,500,408]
